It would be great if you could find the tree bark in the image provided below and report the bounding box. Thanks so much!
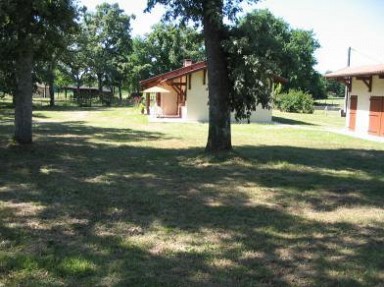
[14,47,33,144]
[203,4,232,152]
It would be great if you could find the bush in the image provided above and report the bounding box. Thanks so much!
[274,89,314,114]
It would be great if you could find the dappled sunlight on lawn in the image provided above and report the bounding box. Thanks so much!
[0,107,383,286]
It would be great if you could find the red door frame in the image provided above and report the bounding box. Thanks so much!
[369,96,384,136]
[349,95,357,130]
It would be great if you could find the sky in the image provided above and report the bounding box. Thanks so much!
[79,0,384,73]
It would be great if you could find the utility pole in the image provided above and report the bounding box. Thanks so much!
[347,46,351,67]
[343,47,351,117]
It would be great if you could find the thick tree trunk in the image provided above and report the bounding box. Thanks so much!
[14,48,33,144]
[49,84,54,106]
[203,6,232,152]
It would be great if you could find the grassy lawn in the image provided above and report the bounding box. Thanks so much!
[1,105,383,286]
[315,97,345,108]
[273,109,345,129]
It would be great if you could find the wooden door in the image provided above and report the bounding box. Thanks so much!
[369,97,382,135]
[349,95,358,130]
[380,99,384,136]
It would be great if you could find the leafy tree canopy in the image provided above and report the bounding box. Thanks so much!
[0,0,80,143]
[235,9,326,99]
[146,0,260,152]
[81,3,133,96]
[126,23,205,92]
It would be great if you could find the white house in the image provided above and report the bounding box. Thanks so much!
[326,64,384,137]
[140,60,286,123]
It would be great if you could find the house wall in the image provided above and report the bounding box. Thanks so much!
[232,105,272,123]
[160,83,178,115]
[186,70,209,121]
[185,70,272,122]
[348,75,384,134]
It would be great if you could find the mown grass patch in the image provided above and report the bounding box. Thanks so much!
[0,106,383,286]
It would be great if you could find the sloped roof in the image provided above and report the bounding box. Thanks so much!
[325,64,384,78]
[142,86,170,93]
[140,61,207,88]
[140,60,287,88]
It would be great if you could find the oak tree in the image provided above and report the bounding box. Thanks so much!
[146,0,260,152]
[0,0,79,144]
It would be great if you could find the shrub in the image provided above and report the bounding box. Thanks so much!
[274,89,314,114]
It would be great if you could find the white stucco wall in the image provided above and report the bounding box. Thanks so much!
[232,105,272,123]
[185,70,272,123]
[185,70,209,121]
[160,83,178,115]
[348,75,384,134]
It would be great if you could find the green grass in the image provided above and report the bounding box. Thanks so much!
[315,97,345,108]
[1,105,384,286]
[273,109,345,128]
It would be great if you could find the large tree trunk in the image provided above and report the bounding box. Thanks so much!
[203,4,232,152]
[49,84,54,106]
[14,47,33,144]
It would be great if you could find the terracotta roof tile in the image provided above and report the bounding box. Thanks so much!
[325,64,384,78]
[140,61,207,87]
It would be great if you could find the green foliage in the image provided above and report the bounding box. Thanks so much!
[57,30,90,90]
[0,0,79,95]
[146,0,259,24]
[127,23,205,92]
[238,10,326,99]
[80,3,133,94]
[145,23,205,74]
[223,9,325,121]
[224,34,274,121]
[275,89,314,114]
[325,71,345,97]
[145,0,261,152]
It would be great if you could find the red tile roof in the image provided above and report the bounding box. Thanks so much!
[140,61,207,88]
[325,64,384,78]
[140,60,288,88]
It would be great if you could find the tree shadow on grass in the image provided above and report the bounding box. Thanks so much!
[0,122,383,286]
[33,105,113,112]
[33,121,170,143]
[272,116,316,126]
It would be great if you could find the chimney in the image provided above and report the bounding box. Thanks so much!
[183,59,192,67]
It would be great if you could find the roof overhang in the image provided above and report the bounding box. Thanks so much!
[142,86,170,93]
[140,60,288,88]
[325,64,384,79]
[140,61,207,88]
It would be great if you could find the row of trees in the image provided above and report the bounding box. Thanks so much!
[54,3,133,103]
[1,0,342,151]
[51,7,205,102]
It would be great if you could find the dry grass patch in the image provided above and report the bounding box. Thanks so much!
[0,106,383,286]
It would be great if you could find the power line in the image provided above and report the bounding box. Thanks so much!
[350,48,384,64]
